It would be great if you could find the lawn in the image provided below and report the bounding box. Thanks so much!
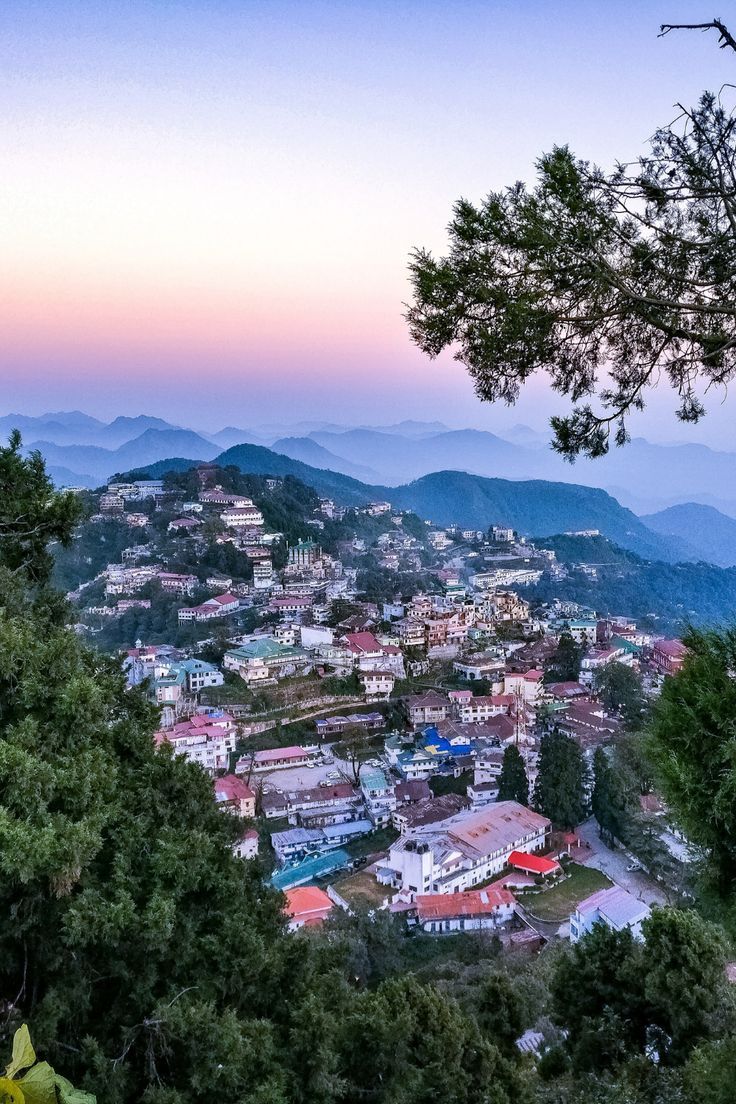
[519,863,612,922]
[333,869,389,910]
[343,825,398,861]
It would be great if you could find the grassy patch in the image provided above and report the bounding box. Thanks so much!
[333,869,389,909]
[519,863,612,921]
[429,770,473,797]
[342,825,398,860]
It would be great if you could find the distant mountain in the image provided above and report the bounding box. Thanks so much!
[641,503,736,568]
[361,420,450,438]
[388,471,688,562]
[29,428,218,483]
[130,444,687,562]
[307,427,530,484]
[271,436,381,481]
[97,415,181,448]
[46,465,98,489]
[209,426,262,449]
[213,442,374,505]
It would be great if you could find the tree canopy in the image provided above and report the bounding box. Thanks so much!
[648,627,736,899]
[408,34,736,458]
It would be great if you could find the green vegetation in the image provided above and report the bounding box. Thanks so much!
[533,730,590,829]
[648,628,736,906]
[520,864,611,922]
[429,769,473,797]
[497,746,529,805]
[528,535,736,632]
[409,82,736,458]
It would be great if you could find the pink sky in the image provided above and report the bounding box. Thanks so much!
[2,1,735,442]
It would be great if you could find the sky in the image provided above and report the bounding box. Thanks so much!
[2,1,736,443]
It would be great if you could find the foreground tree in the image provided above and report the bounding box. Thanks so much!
[551,907,727,1073]
[533,730,589,829]
[408,36,736,457]
[647,627,736,898]
[497,745,529,805]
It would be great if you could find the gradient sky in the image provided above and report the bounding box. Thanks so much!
[2,1,735,441]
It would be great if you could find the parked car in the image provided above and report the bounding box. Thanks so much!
[626,862,642,872]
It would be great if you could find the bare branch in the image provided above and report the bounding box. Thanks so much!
[659,20,736,54]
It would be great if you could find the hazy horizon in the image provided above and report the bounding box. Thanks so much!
[3,1,736,447]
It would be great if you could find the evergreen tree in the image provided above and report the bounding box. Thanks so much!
[497,745,529,805]
[595,661,646,726]
[533,730,589,829]
[648,628,736,897]
[591,747,631,845]
[544,631,583,683]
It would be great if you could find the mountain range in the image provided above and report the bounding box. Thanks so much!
[124,442,689,563]
[6,410,736,568]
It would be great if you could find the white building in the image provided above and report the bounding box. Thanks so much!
[570,886,651,943]
[378,801,550,895]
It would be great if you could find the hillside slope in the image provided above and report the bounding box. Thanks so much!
[641,503,736,568]
[387,471,688,562]
[128,446,687,562]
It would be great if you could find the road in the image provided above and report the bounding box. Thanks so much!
[575,818,669,906]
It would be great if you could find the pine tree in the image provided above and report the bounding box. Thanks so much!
[497,745,529,805]
[533,730,590,829]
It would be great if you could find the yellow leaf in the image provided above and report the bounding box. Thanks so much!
[17,1063,56,1104]
[6,1026,35,1080]
[0,1075,25,1103]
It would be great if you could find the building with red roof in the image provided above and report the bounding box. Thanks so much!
[284,886,334,930]
[214,774,256,817]
[414,888,516,932]
[507,850,560,877]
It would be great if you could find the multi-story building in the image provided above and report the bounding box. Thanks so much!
[377,801,550,895]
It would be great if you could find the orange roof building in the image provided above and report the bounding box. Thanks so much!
[284,886,334,931]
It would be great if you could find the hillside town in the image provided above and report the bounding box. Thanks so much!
[59,463,689,943]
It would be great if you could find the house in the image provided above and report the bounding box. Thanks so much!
[473,748,506,785]
[214,774,256,818]
[155,710,237,774]
[359,669,395,701]
[507,850,560,877]
[406,691,449,727]
[395,779,432,805]
[457,694,513,723]
[395,748,438,781]
[233,829,259,860]
[220,503,265,528]
[453,653,505,683]
[168,517,202,533]
[175,658,223,693]
[157,572,198,595]
[467,780,498,807]
[261,783,360,822]
[580,644,632,684]
[570,886,651,943]
[314,712,384,738]
[392,793,468,833]
[503,669,544,704]
[413,888,516,933]
[284,886,334,931]
[178,593,240,622]
[224,638,309,685]
[241,745,318,774]
[271,819,373,863]
[651,638,688,676]
[360,764,397,826]
[377,801,551,895]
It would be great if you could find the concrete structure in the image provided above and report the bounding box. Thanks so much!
[378,801,550,895]
[570,885,651,943]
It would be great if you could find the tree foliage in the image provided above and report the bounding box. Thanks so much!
[647,627,736,897]
[533,730,589,829]
[497,745,529,805]
[408,84,736,458]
